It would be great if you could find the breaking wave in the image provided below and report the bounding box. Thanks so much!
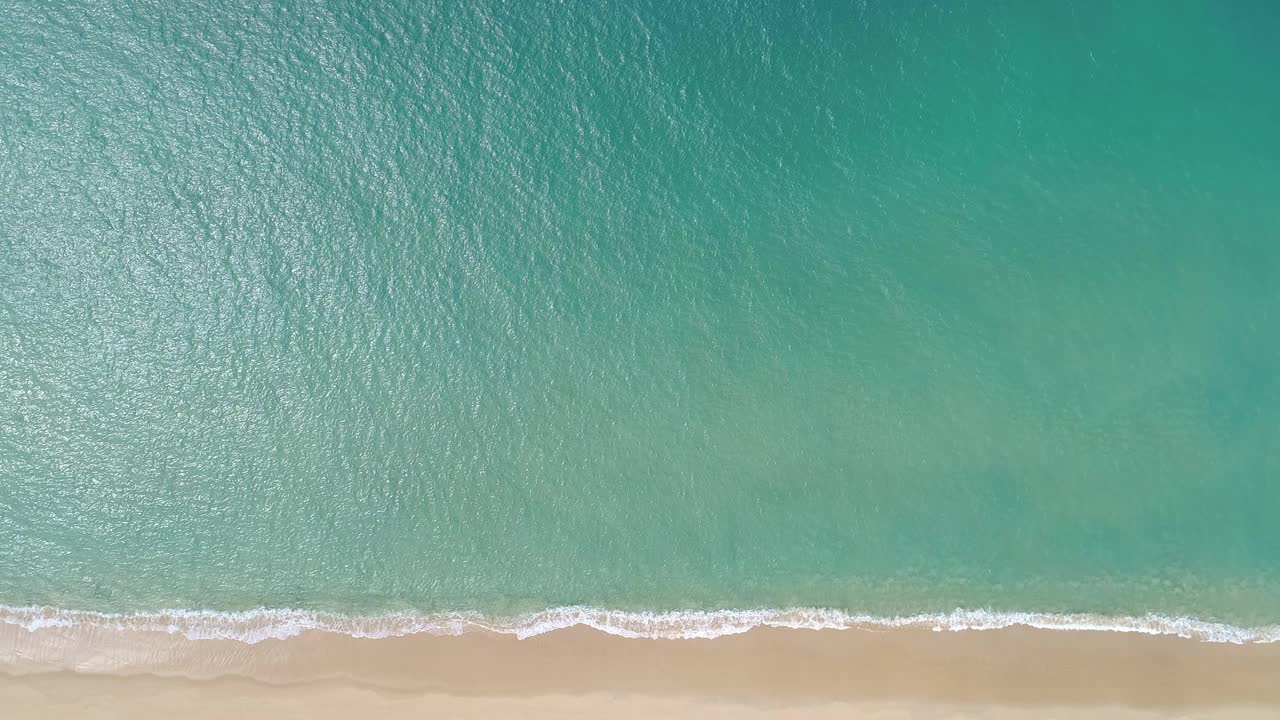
[4,605,1279,644]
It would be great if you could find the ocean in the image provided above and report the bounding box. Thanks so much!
[2,0,1279,643]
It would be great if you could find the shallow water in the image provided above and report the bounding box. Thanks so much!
[2,0,1279,632]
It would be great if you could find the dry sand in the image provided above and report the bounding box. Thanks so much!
[3,621,1280,718]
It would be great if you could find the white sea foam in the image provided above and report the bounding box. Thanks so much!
[3,605,1278,645]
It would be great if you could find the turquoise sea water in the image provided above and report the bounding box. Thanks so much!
[2,0,1280,637]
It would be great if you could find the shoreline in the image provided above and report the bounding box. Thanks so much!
[6,616,1280,717]
[5,604,1280,643]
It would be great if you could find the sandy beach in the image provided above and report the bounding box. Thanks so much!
[4,621,1280,718]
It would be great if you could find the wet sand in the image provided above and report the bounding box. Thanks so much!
[4,622,1280,718]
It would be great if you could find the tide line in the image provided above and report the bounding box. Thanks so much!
[4,605,1279,645]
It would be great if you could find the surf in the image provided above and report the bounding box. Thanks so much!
[4,605,1278,644]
